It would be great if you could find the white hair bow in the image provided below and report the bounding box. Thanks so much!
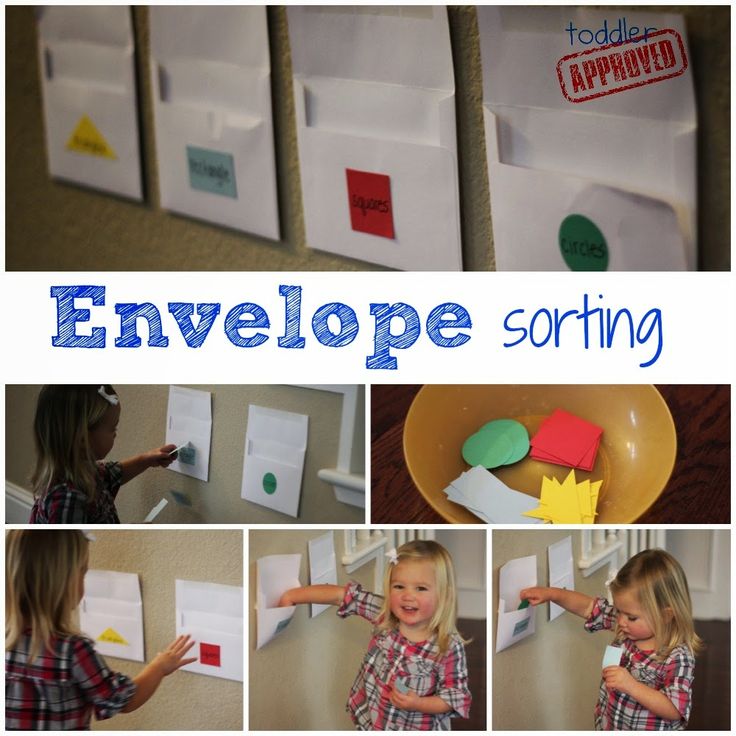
[81,530,96,542]
[98,386,119,406]
[385,548,399,565]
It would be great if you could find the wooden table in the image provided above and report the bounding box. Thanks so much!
[370,385,730,524]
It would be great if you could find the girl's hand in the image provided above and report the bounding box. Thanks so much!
[150,634,197,676]
[602,665,636,695]
[278,590,296,607]
[389,686,421,711]
[519,586,553,606]
[147,445,178,468]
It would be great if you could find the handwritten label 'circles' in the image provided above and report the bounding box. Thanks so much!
[559,214,608,271]
[262,472,277,495]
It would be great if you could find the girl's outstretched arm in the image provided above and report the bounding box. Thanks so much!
[119,445,177,484]
[122,635,196,712]
[520,586,595,618]
[278,584,345,607]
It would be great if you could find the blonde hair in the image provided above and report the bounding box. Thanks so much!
[32,385,118,502]
[6,530,89,663]
[376,540,466,655]
[610,548,703,660]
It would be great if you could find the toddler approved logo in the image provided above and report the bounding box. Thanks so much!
[556,29,688,103]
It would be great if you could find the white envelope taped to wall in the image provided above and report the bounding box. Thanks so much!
[80,570,144,662]
[176,579,243,681]
[496,555,537,653]
[478,7,696,271]
[256,554,302,649]
[241,405,308,518]
[166,385,212,482]
[287,6,462,270]
[150,7,279,239]
[36,6,143,200]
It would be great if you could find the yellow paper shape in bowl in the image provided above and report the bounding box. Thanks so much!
[522,470,602,524]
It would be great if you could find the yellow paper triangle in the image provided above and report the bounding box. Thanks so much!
[97,627,129,645]
[66,115,117,159]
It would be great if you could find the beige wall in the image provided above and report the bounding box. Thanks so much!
[249,529,485,730]
[5,384,365,524]
[6,6,730,271]
[85,529,243,731]
[493,529,611,731]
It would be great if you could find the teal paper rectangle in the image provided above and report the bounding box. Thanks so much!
[186,146,238,199]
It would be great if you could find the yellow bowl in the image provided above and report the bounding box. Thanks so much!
[403,385,676,523]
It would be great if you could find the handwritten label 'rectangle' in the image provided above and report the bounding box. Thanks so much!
[187,146,238,199]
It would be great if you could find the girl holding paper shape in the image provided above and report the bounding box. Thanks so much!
[278,540,471,730]
[5,530,197,730]
[520,549,701,730]
[29,385,177,523]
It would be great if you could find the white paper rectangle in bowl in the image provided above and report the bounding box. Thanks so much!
[287,6,462,270]
[80,570,144,662]
[241,405,308,518]
[36,6,142,200]
[149,7,279,239]
[175,579,243,681]
[477,7,696,271]
[496,555,537,653]
[256,554,302,649]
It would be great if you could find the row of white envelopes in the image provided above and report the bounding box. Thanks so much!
[37,6,695,271]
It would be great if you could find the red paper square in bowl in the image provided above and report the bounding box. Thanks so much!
[200,642,221,667]
[345,168,395,239]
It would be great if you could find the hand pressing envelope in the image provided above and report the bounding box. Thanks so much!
[477,7,696,271]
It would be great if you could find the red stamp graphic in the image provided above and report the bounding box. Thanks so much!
[556,28,688,103]
[200,642,221,667]
[345,168,395,240]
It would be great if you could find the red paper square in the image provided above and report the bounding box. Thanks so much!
[346,168,395,239]
[200,642,221,667]
[530,408,603,470]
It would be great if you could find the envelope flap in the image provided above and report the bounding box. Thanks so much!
[247,405,308,450]
[288,6,454,93]
[478,6,694,123]
[498,555,537,611]
[150,6,269,71]
[298,76,450,147]
[157,59,268,115]
[256,554,301,608]
[168,386,211,422]
[84,569,141,603]
[176,579,243,617]
[43,41,131,89]
[38,6,133,48]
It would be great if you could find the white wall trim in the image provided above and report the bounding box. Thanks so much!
[6,481,34,523]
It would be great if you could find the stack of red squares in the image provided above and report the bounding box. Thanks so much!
[530,409,603,472]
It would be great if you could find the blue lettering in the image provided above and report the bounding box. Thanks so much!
[278,284,306,349]
[312,303,359,347]
[224,303,269,347]
[51,285,106,348]
[366,303,420,370]
[115,303,168,348]
[426,303,472,348]
[168,303,221,348]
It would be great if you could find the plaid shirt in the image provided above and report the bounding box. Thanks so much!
[30,462,123,524]
[585,597,694,730]
[337,582,471,731]
[6,632,136,730]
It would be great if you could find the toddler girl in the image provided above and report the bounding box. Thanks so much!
[521,548,701,730]
[278,539,472,730]
[30,385,177,523]
[5,530,196,730]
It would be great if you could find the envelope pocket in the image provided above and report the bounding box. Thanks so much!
[79,602,144,662]
[154,95,279,240]
[178,620,243,682]
[298,125,460,271]
[43,74,141,199]
[242,452,305,518]
[495,604,535,653]
[487,160,689,271]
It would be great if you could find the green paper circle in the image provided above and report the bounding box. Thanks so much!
[479,419,530,465]
[462,430,513,469]
[559,214,608,271]
[262,472,277,495]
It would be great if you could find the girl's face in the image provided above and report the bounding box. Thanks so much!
[389,559,438,641]
[612,587,656,649]
[89,403,120,460]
